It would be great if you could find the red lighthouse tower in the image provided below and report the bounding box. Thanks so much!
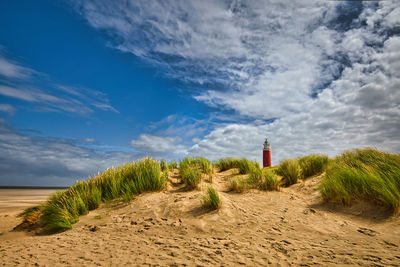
[263,138,271,168]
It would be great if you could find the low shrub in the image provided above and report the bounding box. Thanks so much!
[202,186,221,210]
[319,148,400,213]
[277,159,300,187]
[298,154,329,179]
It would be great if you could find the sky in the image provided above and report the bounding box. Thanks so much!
[0,0,399,186]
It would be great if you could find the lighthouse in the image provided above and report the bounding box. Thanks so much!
[263,138,271,168]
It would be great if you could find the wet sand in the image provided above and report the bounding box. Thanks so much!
[0,189,58,214]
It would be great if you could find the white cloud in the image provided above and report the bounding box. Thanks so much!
[73,0,400,162]
[130,134,187,155]
[0,54,118,115]
[0,85,37,102]
[0,55,34,80]
[0,104,16,115]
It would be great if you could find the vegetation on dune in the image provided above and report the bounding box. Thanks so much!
[202,186,221,210]
[214,157,260,175]
[259,168,280,191]
[230,176,249,192]
[18,147,400,233]
[230,166,280,192]
[319,148,400,213]
[277,159,301,187]
[159,159,168,172]
[168,161,178,169]
[238,158,260,174]
[298,154,329,179]
[214,158,240,172]
[19,157,166,232]
[179,157,213,189]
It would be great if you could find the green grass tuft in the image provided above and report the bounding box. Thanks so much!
[237,158,260,174]
[19,157,166,233]
[230,167,280,192]
[202,186,221,210]
[168,161,178,169]
[259,168,280,191]
[319,148,400,213]
[214,158,240,172]
[277,159,300,187]
[214,158,259,175]
[159,159,168,172]
[298,154,329,179]
[229,176,249,192]
[179,157,213,189]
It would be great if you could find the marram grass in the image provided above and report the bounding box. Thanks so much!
[202,186,221,210]
[179,157,213,189]
[319,148,400,213]
[298,154,329,179]
[259,168,280,191]
[214,158,240,172]
[230,167,280,192]
[19,157,166,232]
[214,158,260,174]
[168,161,178,169]
[277,159,300,187]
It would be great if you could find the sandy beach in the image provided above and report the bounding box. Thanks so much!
[1,171,400,266]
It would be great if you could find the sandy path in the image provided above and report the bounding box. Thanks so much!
[0,170,399,266]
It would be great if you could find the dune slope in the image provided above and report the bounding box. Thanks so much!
[1,169,400,266]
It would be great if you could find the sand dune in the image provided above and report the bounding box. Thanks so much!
[1,170,399,266]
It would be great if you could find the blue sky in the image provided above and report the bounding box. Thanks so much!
[0,0,399,186]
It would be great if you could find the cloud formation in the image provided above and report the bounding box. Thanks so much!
[0,122,134,186]
[130,134,187,155]
[0,103,16,115]
[0,52,118,115]
[72,0,400,164]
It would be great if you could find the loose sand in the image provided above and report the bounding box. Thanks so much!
[1,170,399,266]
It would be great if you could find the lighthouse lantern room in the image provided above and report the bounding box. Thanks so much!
[263,138,271,168]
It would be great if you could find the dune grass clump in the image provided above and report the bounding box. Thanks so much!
[238,158,260,174]
[168,161,178,169]
[214,158,259,175]
[230,167,279,192]
[179,157,213,189]
[19,157,166,232]
[180,165,202,189]
[298,154,329,179]
[214,158,240,172]
[230,176,250,193]
[259,168,280,191]
[319,148,400,213]
[196,157,213,179]
[159,159,168,172]
[230,160,262,192]
[277,159,300,187]
[202,186,221,210]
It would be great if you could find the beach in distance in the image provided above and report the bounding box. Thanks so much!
[0,189,58,213]
[0,189,58,236]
